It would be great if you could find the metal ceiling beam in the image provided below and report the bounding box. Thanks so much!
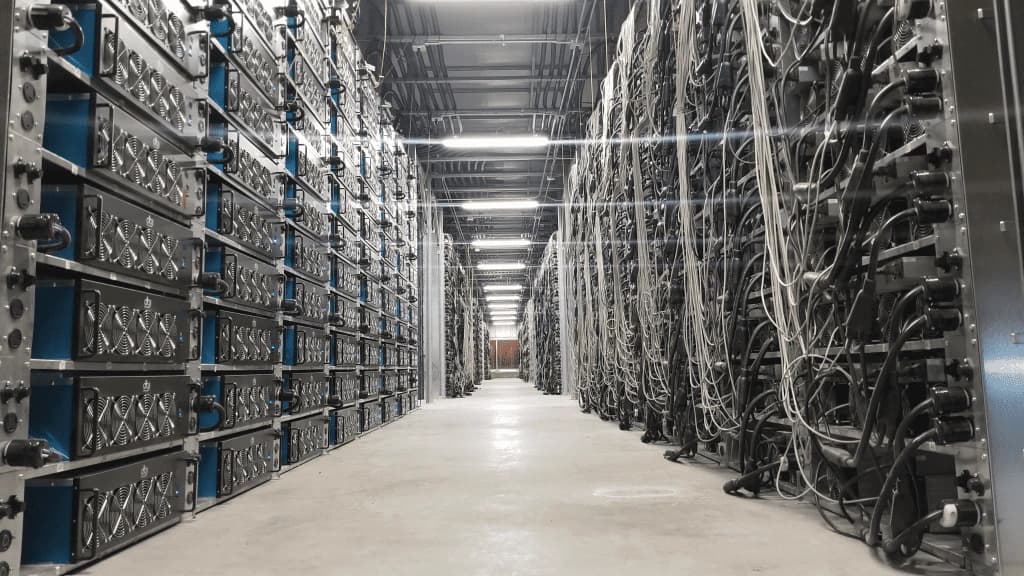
[402,108,585,118]
[384,76,584,85]
[432,171,548,179]
[423,156,571,164]
[381,34,610,46]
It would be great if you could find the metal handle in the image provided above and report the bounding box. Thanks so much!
[187,30,211,80]
[78,386,103,457]
[226,68,241,112]
[222,381,237,429]
[78,289,103,359]
[183,457,200,513]
[221,447,235,496]
[187,309,204,361]
[223,252,238,299]
[81,193,104,260]
[227,5,243,55]
[186,165,208,217]
[98,13,120,79]
[93,102,115,169]
[77,487,103,561]
[220,187,236,235]
[296,142,307,178]
[219,315,234,362]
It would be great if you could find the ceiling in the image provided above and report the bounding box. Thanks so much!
[355,0,631,307]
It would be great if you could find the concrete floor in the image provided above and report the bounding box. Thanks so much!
[88,378,917,576]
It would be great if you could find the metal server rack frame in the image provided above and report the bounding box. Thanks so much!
[0,1,425,573]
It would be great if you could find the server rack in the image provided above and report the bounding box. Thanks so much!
[554,1,1024,573]
[0,1,424,573]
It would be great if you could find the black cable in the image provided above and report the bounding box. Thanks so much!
[51,15,84,57]
[865,428,938,547]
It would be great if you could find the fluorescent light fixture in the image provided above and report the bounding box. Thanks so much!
[489,303,519,310]
[472,238,531,248]
[484,284,523,291]
[478,262,526,271]
[462,200,539,211]
[492,322,517,326]
[490,315,518,320]
[486,295,521,301]
[442,135,548,149]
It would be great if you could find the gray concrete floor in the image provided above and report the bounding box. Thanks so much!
[87,378,916,576]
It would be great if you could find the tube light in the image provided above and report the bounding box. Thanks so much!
[442,136,548,149]
[478,262,526,271]
[489,303,519,310]
[462,200,539,211]
[491,322,517,326]
[484,284,523,291]
[489,315,518,320]
[472,238,531,248]
[486,295,521,301]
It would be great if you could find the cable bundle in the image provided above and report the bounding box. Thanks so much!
[527,237,563,395]
[561,0,982,565]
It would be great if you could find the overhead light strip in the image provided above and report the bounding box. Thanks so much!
[441,135,548,149]
[478,262,526,271]
[462,200,539,211]
[472,238,531,248]
[484,284,523,291]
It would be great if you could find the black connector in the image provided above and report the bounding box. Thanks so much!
[914,198,952,224]
[903,68,941,95]
[910,170,951,197]
[935,417,975,444]
[928,386,972,415]
[925,307,962,331]
[921,277,960,303]
[280,299,304,316]
[906,96,943,118]
[938,499,981,528]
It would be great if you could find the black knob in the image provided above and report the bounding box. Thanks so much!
[327,395,343,407]
[6,268,35,290]
[946,358,974,381]
[2,439,52,468]
[18,54,47,79]
[12,159,41,183]
[0,496,23,520]
[935,251,963,273]
[278,389,297,402]
[28,4,71,30]
[956,470,986,496]
[13,386,29,403]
